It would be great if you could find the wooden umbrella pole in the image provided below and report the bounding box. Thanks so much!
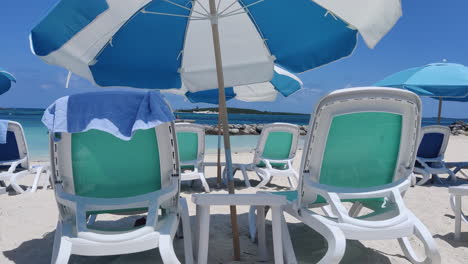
[216,116,222,186]
[437,97,443,124]
[208,0,241,260]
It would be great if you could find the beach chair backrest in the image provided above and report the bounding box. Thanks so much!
[52,122,179,199]
[299,87,421,205]
[254,123,299,164]
[175,123,205,168]
[417,125,450,159]
[0,121,29,169]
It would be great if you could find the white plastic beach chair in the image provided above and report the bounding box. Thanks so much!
[49,124,193,263]
[413,125,456,185]
[224,123,299,188]
[176,123,210,192]
[0,121,49,194]
[250,87,440,264]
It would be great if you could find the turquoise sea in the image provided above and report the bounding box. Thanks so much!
[1,109,466,161]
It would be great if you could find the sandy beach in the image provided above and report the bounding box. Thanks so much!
[1,136,468,264]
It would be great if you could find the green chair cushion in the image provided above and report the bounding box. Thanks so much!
[71,129,161,199]
[177,132,198,162]
[261,131,293,160]
[319,112,402,188]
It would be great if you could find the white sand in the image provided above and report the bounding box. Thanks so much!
[2,137,468,263]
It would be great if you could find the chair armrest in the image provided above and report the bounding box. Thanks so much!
[259,158,293,170]
[417,156,444,164]
[302,177,410,228]
[55,182,179,242]
[2,157,28,173]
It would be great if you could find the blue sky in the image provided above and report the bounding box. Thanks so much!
[1,0,468,117]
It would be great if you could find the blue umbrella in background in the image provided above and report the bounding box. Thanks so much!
[375,62,468,124]
[0,69,16,95]
[30,0,402,258]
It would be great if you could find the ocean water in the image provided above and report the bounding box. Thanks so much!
[0,109,466,160]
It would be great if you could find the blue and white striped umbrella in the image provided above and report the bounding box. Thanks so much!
[30,0,402,258]
[165,66,302,104]
[30,0,401,92]
[0,69,15,96]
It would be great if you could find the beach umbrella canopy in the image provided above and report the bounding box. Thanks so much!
[375,63,468,123]
[0,69,16,96]
[30,0,402,259]
[166,66,303,104]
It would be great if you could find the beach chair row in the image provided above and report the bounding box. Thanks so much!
[9,87,468,263]
[43,87,442,263]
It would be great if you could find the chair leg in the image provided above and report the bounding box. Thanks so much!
[448,170,457,183]
[179,198,194,264]
[287,173,298,189]
[255,171,271,189]
[240,166,251,187]
[397,212,441,264]
[10,171,29,194]
[297,213,346,264]
[159,233,181,264]
[51,222,72,264]
[416,172,431,186]
[198,173,210,193]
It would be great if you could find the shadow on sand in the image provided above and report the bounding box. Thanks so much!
[4,210,400,263]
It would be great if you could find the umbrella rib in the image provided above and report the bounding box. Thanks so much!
[219,0,264,16]
[192,0,211,16]
[162,0,208,17]
[141,9,207,20]
[216,0,222,12]
[217,0,239,16]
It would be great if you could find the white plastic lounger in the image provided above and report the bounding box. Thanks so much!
[413,125,456,185]
[49,124,193,263]
[175,123,210,192]
[250,87,440,264]
[449,185,468,241]
[0,121,49,194]
[224,123,300,188]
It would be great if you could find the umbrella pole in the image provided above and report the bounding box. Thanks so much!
[208,0,241,260]
[216,117,222,186]
[437,97,443,124]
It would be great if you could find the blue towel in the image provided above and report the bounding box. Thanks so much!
[42,90,175,140]
[0,120,8,144]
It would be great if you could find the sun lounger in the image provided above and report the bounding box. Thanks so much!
[250,87,440,264]
[224,123,300,188]
[176,123,210,192]
[0,120,49,194]
[44,91,193,264]
[413,125,456,185]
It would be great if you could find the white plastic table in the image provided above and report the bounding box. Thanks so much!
[192,193,287,264]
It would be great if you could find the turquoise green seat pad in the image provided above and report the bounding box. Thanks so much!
[257,131,293,169]
[177,132,198,162]
[71,129,162,199]
[319,112,402,188]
